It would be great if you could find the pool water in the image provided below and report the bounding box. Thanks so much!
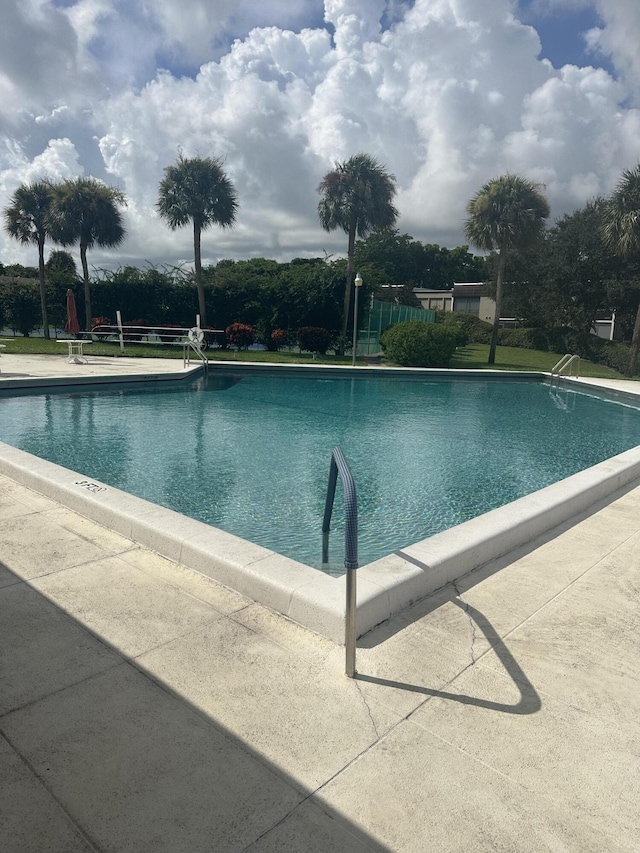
[1,373,640,574]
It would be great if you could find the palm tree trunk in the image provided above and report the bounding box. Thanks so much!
[626,301,640,376]
[340,223,357,355]
[488,250,506,365]
[80,242,91,332]
[193,221,206,328]
[37,235,50,339]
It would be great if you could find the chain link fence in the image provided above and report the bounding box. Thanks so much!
[356,299,435,356]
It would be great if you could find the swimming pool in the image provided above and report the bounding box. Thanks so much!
[2,370,640,575]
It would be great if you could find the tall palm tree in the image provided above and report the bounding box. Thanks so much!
[317,153,398,352]
[3,181,55,338]
[601,164,640,376]
[464,174,550,365]
[47,178,126,330]
[157,154,238,328]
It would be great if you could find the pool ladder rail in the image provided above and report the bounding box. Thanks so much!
[550,353,580,387]
[182,328,209,374]
[322,447,359,678]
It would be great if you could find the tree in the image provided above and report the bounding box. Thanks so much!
[45,250,80,331]
[157,154,238,328]
[317,153,398,352]
[3,181,55,338]
[464,173,550,364]
[601,164,640,375]
[0,277,41,336]
[48,178,126,330]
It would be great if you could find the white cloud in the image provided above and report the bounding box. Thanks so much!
[587,1,640,96]
[2,0,640,271]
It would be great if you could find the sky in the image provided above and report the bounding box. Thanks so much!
[2,0,640,274]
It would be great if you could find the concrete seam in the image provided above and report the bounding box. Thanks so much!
[0,730,105,852]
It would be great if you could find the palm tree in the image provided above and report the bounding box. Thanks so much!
[48,178,127,330]
[464,173,550,365]
[157,154,238,328]
[317,153,398,352]
[601,164,640,376]
[3,181,55,338]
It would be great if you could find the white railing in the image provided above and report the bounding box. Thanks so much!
[550,353,580,386]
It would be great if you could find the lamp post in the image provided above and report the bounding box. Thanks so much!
[352,272,362,367]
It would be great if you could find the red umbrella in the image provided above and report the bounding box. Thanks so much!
[65,289,80,337]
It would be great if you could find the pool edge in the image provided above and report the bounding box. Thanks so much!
[2,436,640,644]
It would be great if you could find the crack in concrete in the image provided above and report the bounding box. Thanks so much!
[451,579,479,664]
[354,678,381,740]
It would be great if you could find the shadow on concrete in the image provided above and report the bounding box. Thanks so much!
[357,599,541,716]
[0,562,392,853]
[359,474,640,651]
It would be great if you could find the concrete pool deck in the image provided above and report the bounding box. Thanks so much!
[1,353,639,851]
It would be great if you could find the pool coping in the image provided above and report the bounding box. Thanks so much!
[2,363,640,643]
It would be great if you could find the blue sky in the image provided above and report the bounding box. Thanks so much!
[1,0,640,270]
[517,1,612,72]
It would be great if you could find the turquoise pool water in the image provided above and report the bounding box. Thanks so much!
[1,373,640,574]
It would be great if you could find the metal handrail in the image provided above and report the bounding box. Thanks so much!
[182,339,209,373]
[322,447,359,678]
[550,353,580,386]
[88,319,213,374]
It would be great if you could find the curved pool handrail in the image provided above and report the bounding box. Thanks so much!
[322,447,359,677]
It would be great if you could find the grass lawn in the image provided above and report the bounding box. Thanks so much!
[450,344,631,379]
[0,335,634,379]
[0,335,354,364]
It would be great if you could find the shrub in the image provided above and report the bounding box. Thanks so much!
[0,278,40,336]
[449,312,493,344]
[297,326,331,355]
[498,327,551,351]
[270,328,288,350]
[600,342,631,374]
[380,320,459,367]
[436,313,468,347]
[122,319,148,342]
[225,322,255,349]
[91,316,115,341]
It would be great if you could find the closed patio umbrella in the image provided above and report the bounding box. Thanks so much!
[65,289,80,337]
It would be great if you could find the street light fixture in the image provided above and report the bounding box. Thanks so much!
[352,272,363,367]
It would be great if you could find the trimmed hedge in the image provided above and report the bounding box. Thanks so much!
[381,320,459,367]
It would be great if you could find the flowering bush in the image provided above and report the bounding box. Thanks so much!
[122,319,148,342]
[225,322,255,349]
[270,328,288,350]
[90,316,114,340]
[297,326,331,355]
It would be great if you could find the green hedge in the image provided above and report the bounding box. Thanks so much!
[496,325,631,374]
[381,320,459,367]
[438,312,493,344]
